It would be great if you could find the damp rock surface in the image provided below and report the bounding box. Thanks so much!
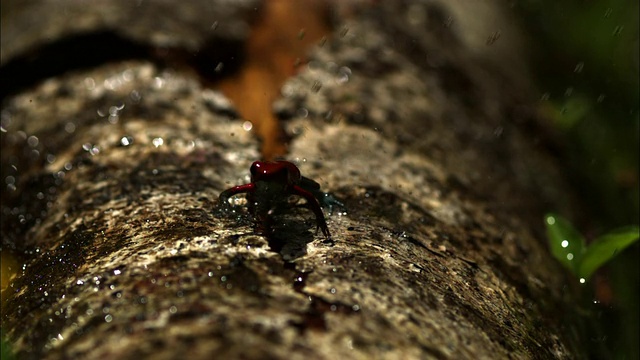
[2,1,586,359]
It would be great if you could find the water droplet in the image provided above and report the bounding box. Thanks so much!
[27,135,39,147]
[561,240,569,248]
[111,104,125,114]
[169,306,178,314]
[120,136,134,146]
[104,314,113,323]
[130,90,141,103]
[64,122,76,133]
[154,77,165,88]
[122,69,134,81]
[296,108,309,118]
[84,77,96,90]
[337,66,351,83]
[242,121,253,131]
[152,138,164,147]
[566,253,574,261]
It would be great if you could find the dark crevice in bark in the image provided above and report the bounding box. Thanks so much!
[0,30,246,102]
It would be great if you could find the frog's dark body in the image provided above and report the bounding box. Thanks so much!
[219,161,343,239]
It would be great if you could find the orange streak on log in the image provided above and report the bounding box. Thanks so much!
[218,0,330,160]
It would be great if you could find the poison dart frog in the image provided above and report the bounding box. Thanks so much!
[219,160,343,239]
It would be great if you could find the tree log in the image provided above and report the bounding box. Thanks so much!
[1,1,586,359]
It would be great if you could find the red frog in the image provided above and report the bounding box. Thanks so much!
[219,160,343,239]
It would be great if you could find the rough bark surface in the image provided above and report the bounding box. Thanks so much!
[2,1,585,359]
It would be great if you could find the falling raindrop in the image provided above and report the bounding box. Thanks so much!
[612,25,623,36]
[311,81,323,92]
[564,87,573,97]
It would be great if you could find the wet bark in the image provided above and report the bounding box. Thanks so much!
[1,1,586,359]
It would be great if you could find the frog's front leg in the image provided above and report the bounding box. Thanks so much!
[219,183,255,207]
[291,185,331,239]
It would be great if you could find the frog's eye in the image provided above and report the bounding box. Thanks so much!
[250,161,262,177]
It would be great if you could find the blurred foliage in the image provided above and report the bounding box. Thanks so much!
[516,0,638,359]
[545,213,638,280]
[1,334,15,360]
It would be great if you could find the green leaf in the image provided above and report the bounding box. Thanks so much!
[578,226,640,280]
[545,213,586,273]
